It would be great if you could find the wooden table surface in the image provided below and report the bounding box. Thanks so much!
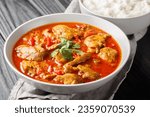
[0,0,150,100]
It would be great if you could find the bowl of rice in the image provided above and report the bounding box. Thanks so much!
[79,0,150,35]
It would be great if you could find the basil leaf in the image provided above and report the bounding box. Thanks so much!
[60,48,73,60]
[60,37,67,44]
[61,44,68,50]
[52,37,82,60]
[51,49,59,57]
[66,41,73,48]
[57,43,63,48]
[73,49,84,55]
[58,37,69,48]
[72,43,80,49]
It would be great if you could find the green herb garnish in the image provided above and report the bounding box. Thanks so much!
[50,37,84,60]
[60,48,73,60]
[72,43,80,49]
[51,49,59,58]
[73,49,84,55]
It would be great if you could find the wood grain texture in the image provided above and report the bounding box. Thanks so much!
[0,0,71,100]
[0,35,18,99]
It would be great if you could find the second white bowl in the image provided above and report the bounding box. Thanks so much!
[79,0,150,35]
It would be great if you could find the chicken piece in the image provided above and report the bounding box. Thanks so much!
[34,36,45,46]
[73,24,91,37]
[63,53,91,73]
[52,25,74,40]
[98,47,118,63]
[72,28,85,37]
[15,45,46,61]
[84,35,107,53]
[20,60,39,77]
[42,29,57,41]
[77,65,100,80]
[54,53,66,65]
[42,29,61,48]
[84,29,99,38]
[38,73,56,80]
[70,25,90,38]
[46,43,59,50]
[20,60,56,79]
[28,30,45,46]
[54,73,79,84]
[65,53,91,66]
[42,29,54,38]
[98,33,110,38]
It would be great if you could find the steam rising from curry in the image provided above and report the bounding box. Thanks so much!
[12,22,121,84]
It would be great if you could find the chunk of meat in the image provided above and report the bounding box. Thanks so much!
[20,60,56,79]
[84,35,107,53]
[38,73,56,80]
[53,73,80,84]
[63,53,91,73]
[42,29,59,43]
[98,33,110,38]
[77,65,100,80]
[42,29,54,39]
[73,24,91,37]
[52,25,74,40]
[98,47,118,63]
[28,30,44,46]
[65,53,91,66]
[53,66,64,75]
[20,60,39,77]
[54,53,67,65]
[46,43,59,50]
[84,29,99,38]
[42,29,62,49]
[15,45,46,61]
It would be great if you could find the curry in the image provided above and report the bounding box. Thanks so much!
[12,22,121,84]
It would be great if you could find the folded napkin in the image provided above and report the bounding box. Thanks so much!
[8,0,137,100]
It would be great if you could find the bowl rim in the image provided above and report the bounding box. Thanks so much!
[4,13,131,87]
[79,0,150,20]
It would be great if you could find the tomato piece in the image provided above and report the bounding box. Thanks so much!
[46,37,53,47]
[92,54,99,59]
[84,29,98,38]
[54,70,63,75]
[36,69,43,75]
[73,53,78,58]
[80,44,87,52]
[73,35,81,43]
[48,66,53,73]
[28,37,35,46]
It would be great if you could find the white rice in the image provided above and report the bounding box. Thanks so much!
[83,0,150,18]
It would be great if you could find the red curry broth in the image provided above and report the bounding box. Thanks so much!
[12,22,121,84]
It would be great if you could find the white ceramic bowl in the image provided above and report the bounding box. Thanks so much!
[4,13,130,94]
[79,0,150,35]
